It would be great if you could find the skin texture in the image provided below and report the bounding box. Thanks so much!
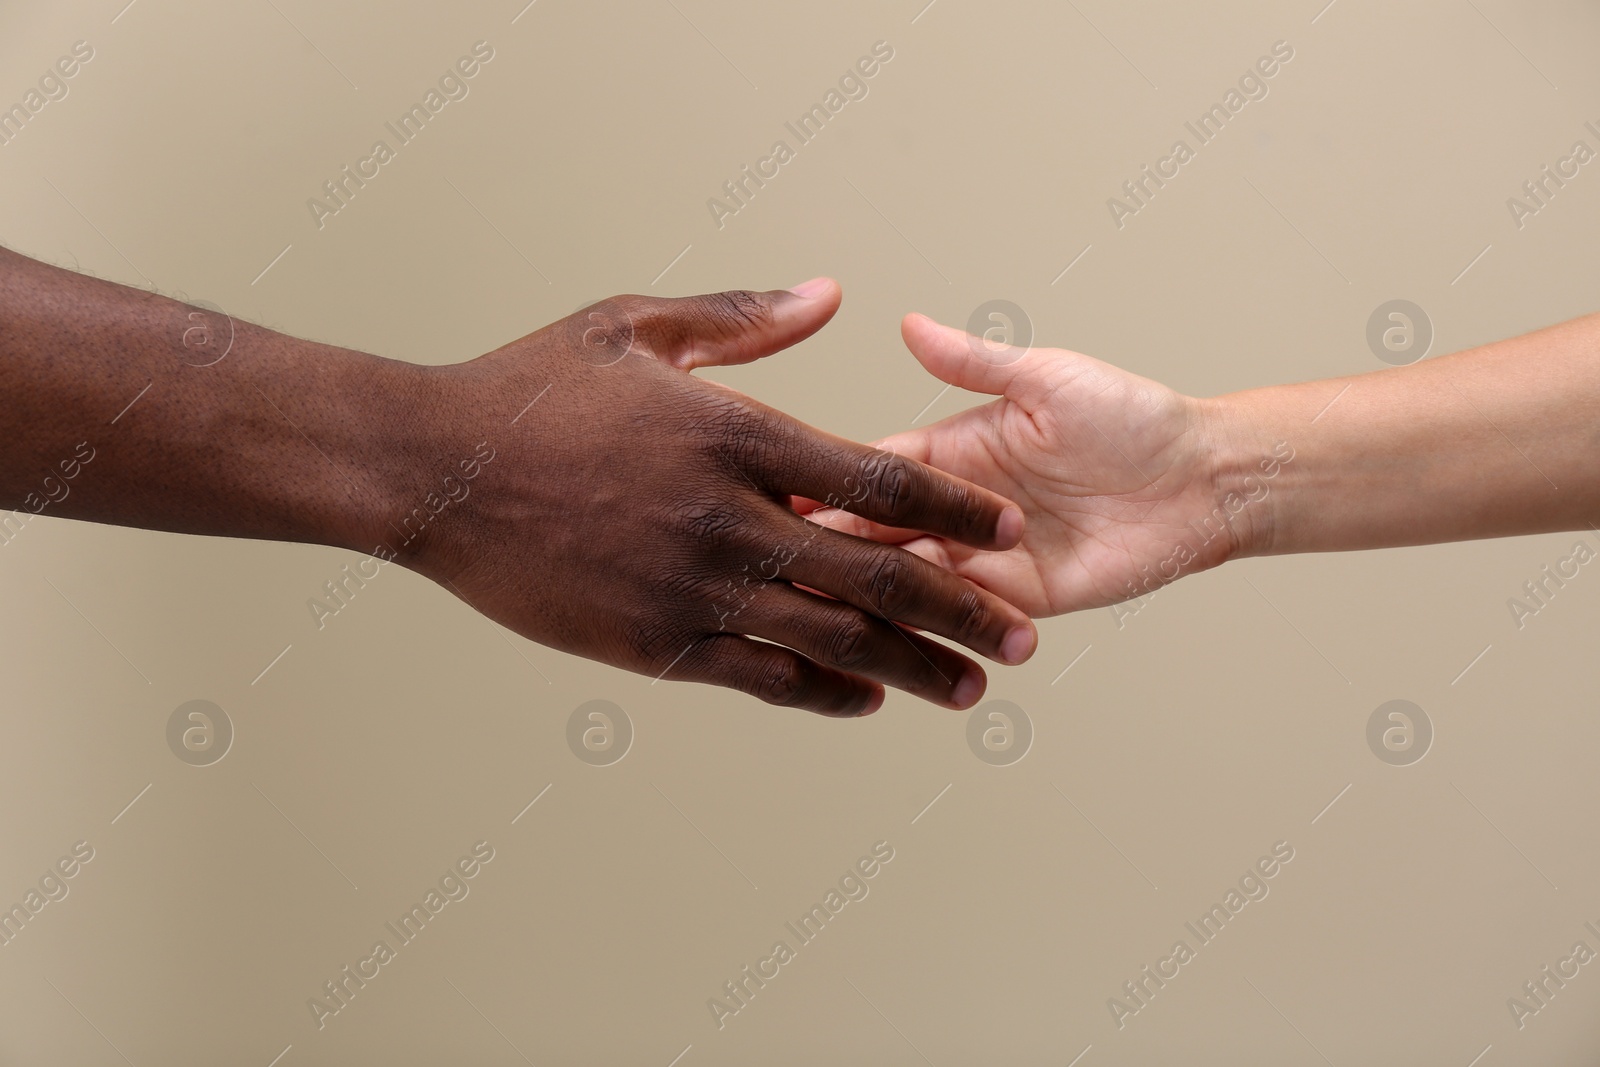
[810,311,1600,618]
[0,249,1039,716]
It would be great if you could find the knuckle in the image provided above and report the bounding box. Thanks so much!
[604,293,656,324]
[574,294,637,331]
[599,294,671,351]
[756,657,808,707]
[908,658,946,696]
[870,458,913,523]
[952,585,993,646]
[720,403,770,447]
[825,617,875,671]
[951,483,987,535]
[627,291,772,356]
[623,614,692,670]
[667,500,749,554]
[568,295,641,356]
[699,396,775,466]
[697,290,771,334]
[864,550,909,616]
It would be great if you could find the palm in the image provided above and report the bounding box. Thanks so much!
[833,316,1235,618]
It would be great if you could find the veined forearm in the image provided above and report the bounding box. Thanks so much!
[0,248,422,553]
[1209,312,1600,556]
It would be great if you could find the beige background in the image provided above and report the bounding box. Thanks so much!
[3,0,1600,1063]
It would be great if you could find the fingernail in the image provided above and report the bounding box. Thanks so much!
[951,670,985,709]
[859,689,885,716]
[787,277,831,299]
[996,505,1025,547]
[1000,626,1035,665]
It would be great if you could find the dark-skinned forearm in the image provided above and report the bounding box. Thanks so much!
[0,247,426,554]
[2,252,1038,714]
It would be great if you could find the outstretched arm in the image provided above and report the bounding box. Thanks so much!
[1217,312,1600,554]
[808,310,1600,618]
[0,249,1039,714]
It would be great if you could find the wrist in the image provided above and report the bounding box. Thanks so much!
[301,342,443,561]
[1194,390,1288,560]
[340,352,531,576]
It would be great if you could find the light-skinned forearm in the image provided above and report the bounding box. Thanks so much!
[1208,312,1600,557]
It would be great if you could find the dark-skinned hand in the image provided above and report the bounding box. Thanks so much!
[387,280,1038,716]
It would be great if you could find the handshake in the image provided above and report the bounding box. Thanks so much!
[3,250,1592,717]
[369,277,1282,717]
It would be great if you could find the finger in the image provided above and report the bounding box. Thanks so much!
[790,527,1054,619]
[749,418,1024,551]
[777,517,1038,665]
[739,586,987,709]
[876,534,961,574]
[901,312,1054,409]
[612,280,843,371]
[664,633,882,718]
[794,417,984,543]
[799,504,920,546]
[787,427,933,540]
[791,489,920,545]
